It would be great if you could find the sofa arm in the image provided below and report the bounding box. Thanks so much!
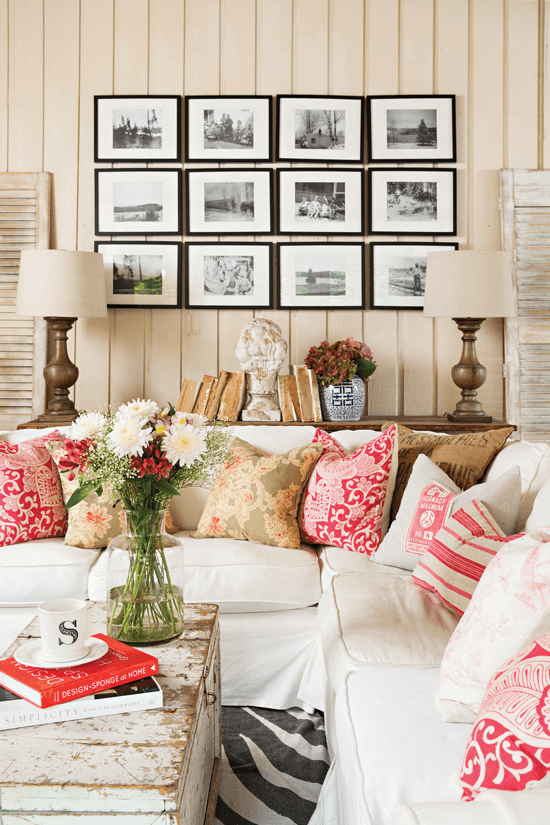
[390,802,503,825]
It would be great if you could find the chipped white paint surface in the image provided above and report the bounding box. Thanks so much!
[0,603,221,823]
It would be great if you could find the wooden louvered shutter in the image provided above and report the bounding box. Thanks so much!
[0,172,50,430]
[501,169,550,443]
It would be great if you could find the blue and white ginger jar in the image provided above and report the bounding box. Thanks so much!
[319,376,366,422]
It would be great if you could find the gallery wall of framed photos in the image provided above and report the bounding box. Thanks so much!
[93,92,457,316]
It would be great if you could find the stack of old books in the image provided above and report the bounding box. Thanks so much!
[0,634,162,730]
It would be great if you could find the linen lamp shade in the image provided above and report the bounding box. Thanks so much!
[424,250,515,318]
[16,249,107,318]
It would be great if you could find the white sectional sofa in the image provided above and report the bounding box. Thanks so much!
[2,422,550,825]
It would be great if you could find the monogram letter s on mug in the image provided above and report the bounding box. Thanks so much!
[38,599,91,663]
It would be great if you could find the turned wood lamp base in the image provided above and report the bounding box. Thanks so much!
[447,317,492,423]
[37,316,80,426]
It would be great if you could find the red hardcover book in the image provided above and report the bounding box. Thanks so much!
[0,634,159,709]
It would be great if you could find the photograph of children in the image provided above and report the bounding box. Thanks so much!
[113,108,162,150]
[203,109,253,149]
[386,109,436,151]
[295,109,345,150]
[203,255,254,296]
[295,182,345,224]
[204,181,254,223]
[386,181,437,223]
[295,254,346,296]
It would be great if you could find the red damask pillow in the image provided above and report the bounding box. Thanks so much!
[298,425,397,555]
[0,431,67,546]
[460,633,550,800]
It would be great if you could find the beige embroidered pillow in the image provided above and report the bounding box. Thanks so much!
[192,437,323,549]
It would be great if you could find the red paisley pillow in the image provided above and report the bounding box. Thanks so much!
[0,431,67,546]
[460,633,550,800]
[298,425,397,555]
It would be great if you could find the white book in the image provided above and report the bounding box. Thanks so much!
[0,676,162,731]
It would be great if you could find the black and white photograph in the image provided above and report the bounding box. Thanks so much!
[94,96,181,162]
[186,169,273,235]
[95,169,182,235]
[278,170,364,235]
[95,242,182,308]
[186,243,272,309]
[368,168,456,236]
[185,96,272,162]
[277,95,364,163]
[367,95,456,163]
[277,243,364,309]
[369,242,458,310]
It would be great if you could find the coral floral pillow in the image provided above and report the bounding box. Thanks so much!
[298,424,397,555]
[460,633,550,800]
[0,431,67,546]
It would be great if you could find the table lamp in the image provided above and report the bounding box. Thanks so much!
[424,250,515,423]
[16,249,107,425]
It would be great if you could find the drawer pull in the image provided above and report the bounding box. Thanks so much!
[206,692,217,705]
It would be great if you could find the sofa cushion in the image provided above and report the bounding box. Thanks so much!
[413,500,518,617]
[485,438,550,532]
[317,545,406,591]
[437,526,550,723]
[0,536,100,606]
[192,437,322,549]
[375,454,521,571]
[319,571,459,693]
[89,531,322,613]
[0,431,67,547]
[299,425,397,555]
[381,422,514,519]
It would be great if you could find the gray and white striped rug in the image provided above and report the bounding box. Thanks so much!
[214,706,330,825]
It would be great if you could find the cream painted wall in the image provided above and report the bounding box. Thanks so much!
[0,0,544,421]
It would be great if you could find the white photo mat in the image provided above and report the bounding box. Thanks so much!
[368,168,456,236]
[186,96,271,161]
[96,242,181,308]
[368,95,456,162]
[277,95,363,162]
[186,243,272,309]
[95,96,180,162]
[370,242,458,309]
[95,169,181,235]
[278,170,364,235]
[186,169,273,235]
[277,243,364,309]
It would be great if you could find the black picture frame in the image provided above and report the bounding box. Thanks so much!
[95,241,182,309]
[367,95,456,163]
[94,95,181,163]
[185,242,273,310]
[369,242,459,310]
[367,168,457,236]
[185,95,272,162]
[95,168,182,236]
[185,168,274,236]
[276,95,364,163]
[277,242,365,310]
[277,169,365,236]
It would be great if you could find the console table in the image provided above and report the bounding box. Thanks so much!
[232,417,515,433]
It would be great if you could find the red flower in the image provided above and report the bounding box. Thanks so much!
[130,444,173,480]
[59,438,93,480]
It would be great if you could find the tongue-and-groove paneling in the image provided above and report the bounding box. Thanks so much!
[0,0,544,426]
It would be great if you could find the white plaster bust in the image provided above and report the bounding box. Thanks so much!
[235,318,288,421]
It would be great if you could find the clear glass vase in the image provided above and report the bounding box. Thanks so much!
[106,508,184,645]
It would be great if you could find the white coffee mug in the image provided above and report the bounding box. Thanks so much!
[38,599,90,663]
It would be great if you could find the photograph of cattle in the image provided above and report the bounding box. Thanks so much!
[204,181,254,222]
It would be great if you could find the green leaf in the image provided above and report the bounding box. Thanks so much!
[356,358,377,379]
[154,477,180,497]
[65,480,100,509]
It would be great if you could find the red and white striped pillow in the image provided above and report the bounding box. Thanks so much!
[412,500,521,616]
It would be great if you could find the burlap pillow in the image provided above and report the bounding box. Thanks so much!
[381,423,514,520]
[192,437,323,549]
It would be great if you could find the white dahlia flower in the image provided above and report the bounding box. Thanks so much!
[107,418,154,458]
[172,411,208,430]
[117,398,160,421]
[162,424,207,467]
[70,411,107,440]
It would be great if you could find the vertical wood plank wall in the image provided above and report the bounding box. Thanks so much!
[0,0,545,423]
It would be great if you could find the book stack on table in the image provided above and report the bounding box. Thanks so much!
[0,633,162,730]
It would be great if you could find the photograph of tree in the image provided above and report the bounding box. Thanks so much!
[295,254,346,296]
[295,109,345,150]
[113,109,162,150]
[386,109,436,150]
[113,181,163,223]
[112,254,163,295]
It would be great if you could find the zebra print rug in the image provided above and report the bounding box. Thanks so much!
[214,706,330,825]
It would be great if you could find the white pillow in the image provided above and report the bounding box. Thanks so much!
[375,454,522,571]
[526,475,550,532]
[436,526,550,722]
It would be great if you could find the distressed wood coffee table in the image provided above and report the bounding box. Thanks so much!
[0,602,221,824]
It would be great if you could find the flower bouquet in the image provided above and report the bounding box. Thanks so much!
[62,400,233,644]
[305,337,376,386]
